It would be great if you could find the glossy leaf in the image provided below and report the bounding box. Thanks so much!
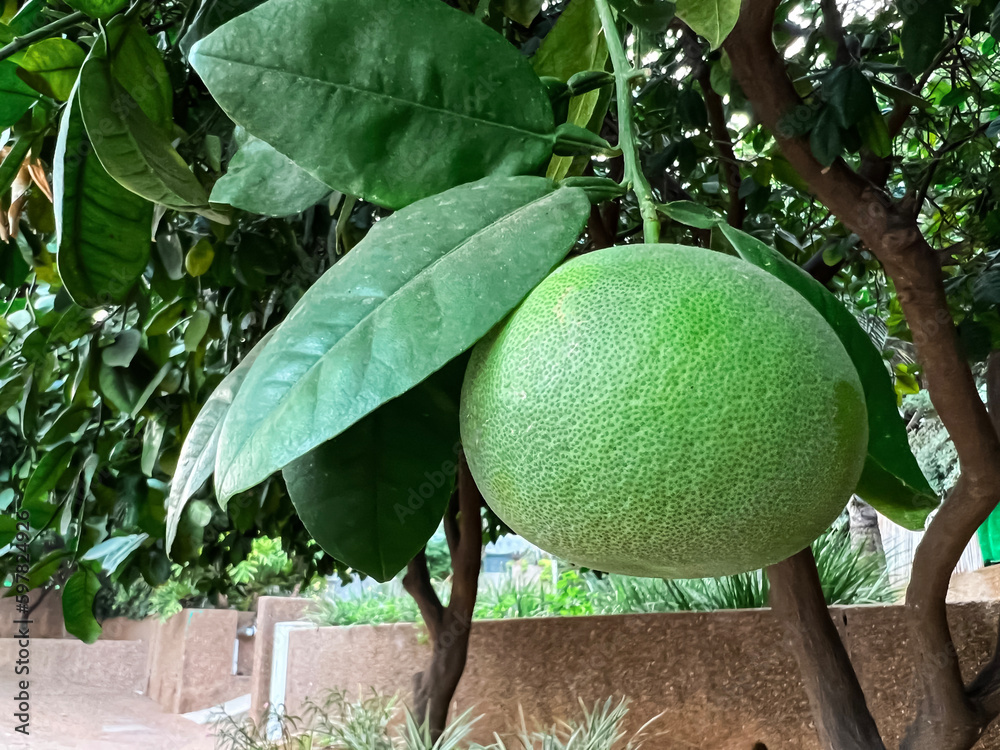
[215,176,590,503]
[54,88,153,308]
[210,128,331,217]
[62,564,102,643]
[165,330,274,552]
[23,443,75,506]
[190,0,556,210]
[105,16,174,130]
[659,200,722,229]
[80,533,149,574]
[78,29,212,213]
[0,60,39,129]
[283,358,465,581]
[675,0,740,50]
[17,38,86,101]
[532,0,609,181]
[719,224,938,529]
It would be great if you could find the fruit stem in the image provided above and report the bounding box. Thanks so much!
[594,0,661,244]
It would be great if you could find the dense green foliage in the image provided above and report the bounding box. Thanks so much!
[308,526,896,627]
[1,0,996,640]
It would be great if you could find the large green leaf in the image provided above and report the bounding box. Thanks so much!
[901,0,946,76]
[189,0,556,210]
[165,330,275,552]
[104,16,173,130]
[215,176,590,503]
[676,0,740,50]
[719,224,938,529]
[210,128,331,217]
[16,38,86,101]
[532,0,609,181]
[54,87,153,308]
[283,358,465,581]
[78,28,212,213]
[0,60,39,129]
[62,563,102,643]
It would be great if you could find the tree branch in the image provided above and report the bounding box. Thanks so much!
[767,550,886,750]
[724,2,1000,747]
[403,550,444,641]
[448,453,483,621]
[820,0,851,67]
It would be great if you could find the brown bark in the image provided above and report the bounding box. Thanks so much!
[724,1,1000,748]
[402,453,483,739]
[767,550,886,750]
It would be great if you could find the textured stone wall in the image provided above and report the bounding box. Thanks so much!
[281,602,1000,750]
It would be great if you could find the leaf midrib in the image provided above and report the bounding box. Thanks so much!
[223,187,567,492]
[194,51,555,142]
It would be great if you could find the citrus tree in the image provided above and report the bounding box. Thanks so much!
[1,0,1000,748]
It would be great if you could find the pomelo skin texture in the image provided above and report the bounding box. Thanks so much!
[460,244,869,579]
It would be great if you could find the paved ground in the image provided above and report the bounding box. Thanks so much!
[0,678,218,750]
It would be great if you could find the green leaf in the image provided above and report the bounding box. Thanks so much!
[502,0,543,26]
[4,550,69,595]
[7,0,46,36]
[65,0,128,18]
[675,0,740,49]
[810,108,843,167]
[608,0,676,33]
[215,176,590,503]
[210,128,331,216]
[101,328,141,367]
[283,358,465,581]
[189,0,555,210]
[659,200,722,229]
[104,16,174,130]
[62,564,102,643]
[78,28,212,213]
[184,310,211,353]
[533,0,609,181]
[824,67,878,129]
[719,225,938,530]
[869,77,932,110]
[141,416,165,476]
[857,109,892,158]
[178,0,267,58]
[0,60,38,129]
[165,330,275,553]
[23,443,75,507]
[901,0,946,76]
[54,90,154,309]
[80,533,149,574]
[16,38,86,101]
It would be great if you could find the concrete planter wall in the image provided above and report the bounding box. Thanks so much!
[276,602,1000,750]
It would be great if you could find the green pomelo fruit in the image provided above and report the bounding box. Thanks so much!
[460,244,868,578]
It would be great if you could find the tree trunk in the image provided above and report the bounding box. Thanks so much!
[403,453,483,739]
[767,550,887,750]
